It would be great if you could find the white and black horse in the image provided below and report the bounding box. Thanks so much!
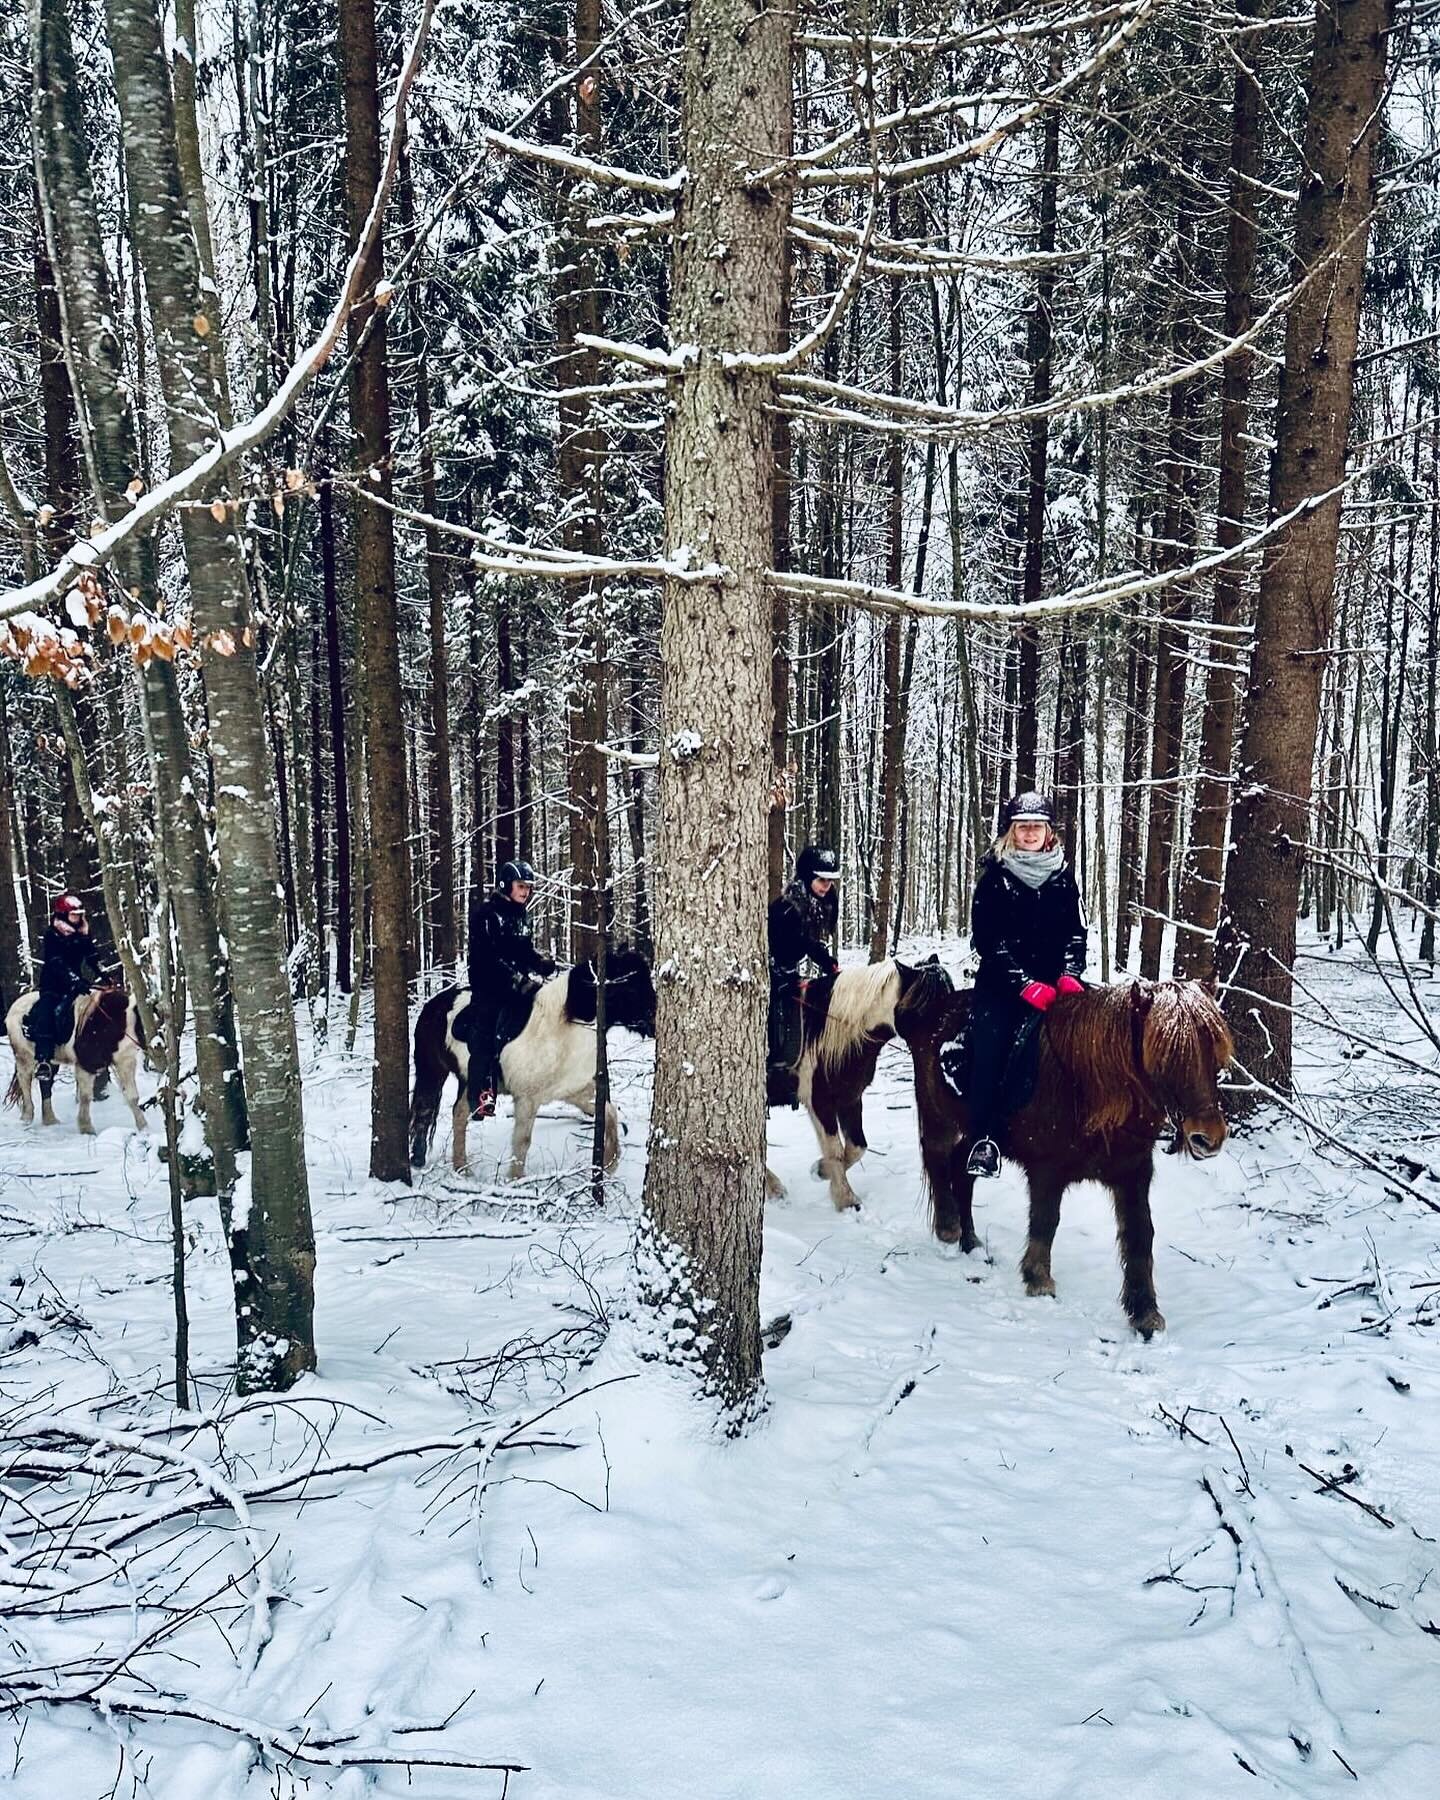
[409,950,656,1177]
[5,987,147,1136]
[767,956,939,1210]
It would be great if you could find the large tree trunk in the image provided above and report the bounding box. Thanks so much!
[104,0,314,1390]
[639,0,793,1424]
[0,686,26,1013]
[1013,74,1060,790]
[338,0,412,1179]
[33,0,248,1183]
[557,0,607,962]
[870,213,906,962]
[1217,0,1392,1097]
[1173,15,1261,980]
[319,470,352,994]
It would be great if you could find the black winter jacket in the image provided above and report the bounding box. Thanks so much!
[769,878,838,978]
[467,892,555,1003]
[38,924,103,998]
[970,855,1086,999]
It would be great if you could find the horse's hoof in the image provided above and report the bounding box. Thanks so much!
[764,1170,786,1200]
[1130,1309,1166,1340]
[832,1194,860,1214]
[1023,1273,1057,1299]
[960,1231,979,1255]
[934,1218,964,1245]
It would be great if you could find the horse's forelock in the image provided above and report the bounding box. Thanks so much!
[1141,982,1232,1100]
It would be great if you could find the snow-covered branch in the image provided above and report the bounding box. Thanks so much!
[0,0,439,632]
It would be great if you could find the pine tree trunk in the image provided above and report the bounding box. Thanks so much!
[33,0,248,1181]
[639,0,793,1424]
[416,363,457,969]
[319,471,352,994]
[1217,0,1393,1098]
[1173,14,1261,980]
[104,0,314,1390]
[338,0,412,1179]
[1013,76,1060,790]
[0,686,25,1013]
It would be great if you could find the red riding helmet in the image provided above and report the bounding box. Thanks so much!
[52,893,86,921]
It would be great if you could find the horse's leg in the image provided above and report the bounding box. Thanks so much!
[1019,1167,1065,1298]
[765,1166,786,1199]
[74,1068,96,1137]
[921,1120,969,1246]
[602,1101,620,1170]
[450,1088,470,1172]
[1110,1165,1164,1337]
[804,1062,857,1211]
[38,1057,59,1128]
[508,1093,539,1179]
[945,1144,979,1254]
[13,1041,36,1124]
[115,1049,147,1132]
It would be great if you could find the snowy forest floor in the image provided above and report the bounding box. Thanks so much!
[3,932,1439,1799]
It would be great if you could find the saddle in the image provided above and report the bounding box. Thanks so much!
[939,999,1043,1118]
[454,975,543,1059]
[22,989,82,1051]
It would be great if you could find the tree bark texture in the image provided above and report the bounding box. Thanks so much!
[1217,0,1393,1096]
[338,0,413,1178]
[104,0,315,1391]
[1173,13,1261,980]
[639,0,793,1425]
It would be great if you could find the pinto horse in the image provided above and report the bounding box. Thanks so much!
[896,966,1232,1335]
[5,987,147,1136]
[767,956,939,1210]
[409,950,656,1178]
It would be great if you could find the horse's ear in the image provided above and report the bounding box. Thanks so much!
[1200,974,1218,998]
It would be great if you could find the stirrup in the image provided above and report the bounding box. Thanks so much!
[966,1137,1001,1179]
[470,1089,496,1121]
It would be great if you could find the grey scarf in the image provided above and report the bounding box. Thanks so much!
[1001,845,1065,891]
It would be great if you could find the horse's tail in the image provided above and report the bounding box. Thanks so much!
[4,1072,19,1109]
[813,959,902,1071]
[410,990,459,1166]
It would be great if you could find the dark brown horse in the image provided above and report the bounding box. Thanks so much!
[895,966,1232,1336]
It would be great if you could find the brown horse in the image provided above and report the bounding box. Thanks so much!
[896,965,1232,1336]
[5,987,147,1136]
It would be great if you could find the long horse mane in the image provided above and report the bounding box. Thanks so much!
[1042,980,1232,1138]
[815,959,901,1070]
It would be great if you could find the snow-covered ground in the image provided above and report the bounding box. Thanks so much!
[3,935,1438,1797]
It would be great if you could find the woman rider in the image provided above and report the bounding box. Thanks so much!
[767,844,842,1104]
[950,792,1086,1178]
[29,893,104,1077]
[465,859,556,1118]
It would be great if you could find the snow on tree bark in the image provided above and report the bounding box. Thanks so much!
[637,0,794,1425]
[103,0,315,1390]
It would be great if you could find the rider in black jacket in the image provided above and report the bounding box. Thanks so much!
[465,860,556,1116]
[767,845,842,1102]
[29,894,104,1071]
[950,793,1086,1178]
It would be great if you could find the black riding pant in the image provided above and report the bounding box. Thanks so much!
[29,990,78,1061]
[964,992,1026,1144]
[767,966,803,1073]
[463,994,503,1108]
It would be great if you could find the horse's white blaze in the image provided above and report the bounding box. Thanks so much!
[5,990,147,1137]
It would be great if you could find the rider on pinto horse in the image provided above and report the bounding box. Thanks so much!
[767,844,842,1106]
[946,791,1087,1180]
[464,859,556,1120]
[27,893,105,1081]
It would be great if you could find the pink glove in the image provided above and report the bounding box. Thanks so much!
[1020,981,1057,1012]
[1056,975,1084,996]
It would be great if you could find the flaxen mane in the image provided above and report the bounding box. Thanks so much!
[814,959,901,1071]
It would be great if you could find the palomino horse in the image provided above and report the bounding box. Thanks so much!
[896,966,1232,1335]
[5,987,147,1136]
[409,950,656,1177]
[767,956,941,1210]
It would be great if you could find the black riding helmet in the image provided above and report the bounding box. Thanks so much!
[497,858,539,891]
[796,845,843,885]
[998,791,1055,832]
